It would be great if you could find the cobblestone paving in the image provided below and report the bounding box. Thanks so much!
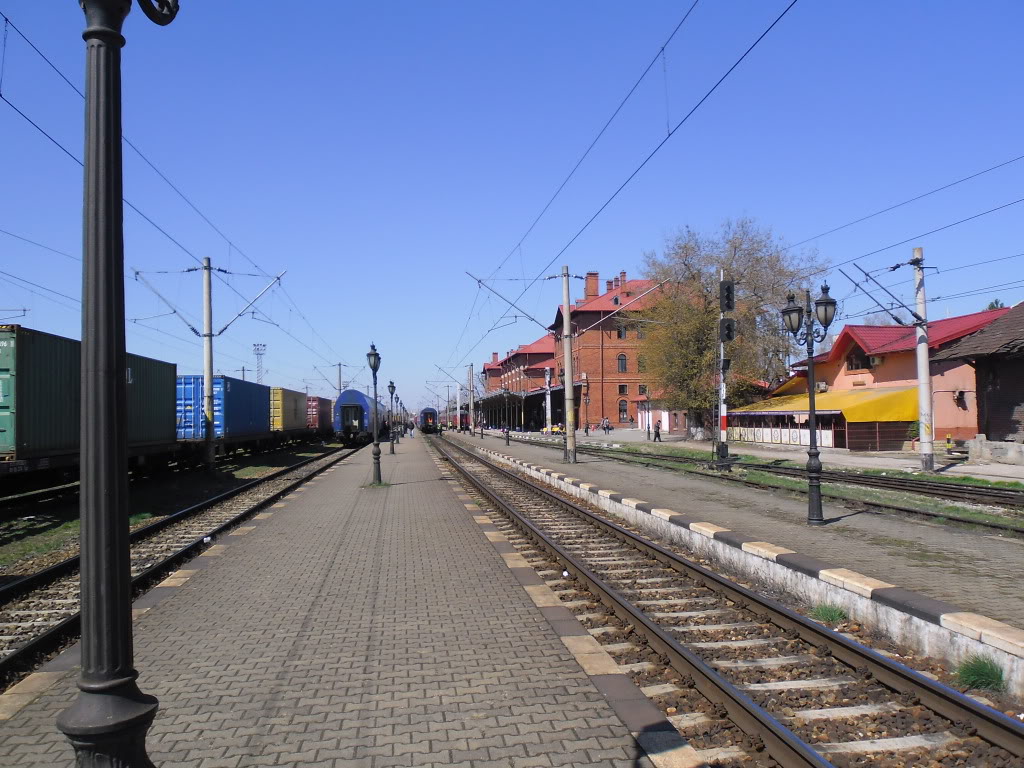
[0,441,652,767]
[452,434,1024,628]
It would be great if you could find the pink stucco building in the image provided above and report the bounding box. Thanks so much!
[729,308,1009,450]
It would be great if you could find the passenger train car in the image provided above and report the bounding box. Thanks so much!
[418,407,439,434]
[333,389,389,446]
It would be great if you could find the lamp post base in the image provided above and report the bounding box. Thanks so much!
[57,682,157,768]
[372,443,382,484]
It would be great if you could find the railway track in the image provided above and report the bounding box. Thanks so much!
[0,445,359,687]
[435,436,1024,767]
[498,435,1024,534]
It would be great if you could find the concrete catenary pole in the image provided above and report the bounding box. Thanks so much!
[203,257,215,467]
[544,366,552,433]
[561,265,577,463]
[468,364,475,432]
[911,248,934,471]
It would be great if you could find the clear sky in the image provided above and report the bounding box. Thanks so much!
[2,2,1022,411]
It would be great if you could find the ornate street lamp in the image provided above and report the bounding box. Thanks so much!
[388,380,396,454]
[393,390,400,443]
[367,344,382,484]
[646,391,652,441]
[781,284,837,526]
[56,3,179,766]
[583,395,590,436]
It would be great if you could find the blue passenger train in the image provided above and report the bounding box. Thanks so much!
[418,407,439,434]
[334,389,389,446]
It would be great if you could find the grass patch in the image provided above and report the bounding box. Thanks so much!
[809,603,848,624]
[955,655,1006,692]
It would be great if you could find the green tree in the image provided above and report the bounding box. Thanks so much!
[987,298,1005,310]
[636,218,826,428]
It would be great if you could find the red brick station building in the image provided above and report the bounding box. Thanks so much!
[478,270,674,432]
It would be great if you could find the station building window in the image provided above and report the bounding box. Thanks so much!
[617,354,627,373]
[638,384,647,395]
[616,326,627,339]
[618,399,628,422]
[618,384,628,395]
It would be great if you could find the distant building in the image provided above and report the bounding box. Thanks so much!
[477,270,667,431]
[934,302,1024,446]
[728,308,1009,451]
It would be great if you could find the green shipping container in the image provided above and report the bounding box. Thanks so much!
[0,325,177,461]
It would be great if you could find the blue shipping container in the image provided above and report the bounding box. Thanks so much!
[176,375,271,439]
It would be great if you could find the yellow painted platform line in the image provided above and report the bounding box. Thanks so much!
[156,569,196,588]
[272,502,287,508]
[200,544,227,557]
[0,671,66,721]
[254,512,273,520]
[229,526,255,537]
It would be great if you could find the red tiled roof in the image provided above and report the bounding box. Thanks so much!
[483,363,501,371]
[492,334,556,367]
[796,308,1011,366]
[548,279,660,329]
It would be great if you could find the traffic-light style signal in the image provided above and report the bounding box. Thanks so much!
[719,279,735,312]
[719,318,736,342]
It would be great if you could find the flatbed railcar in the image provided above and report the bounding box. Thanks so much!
[0,325,178,490]
[0,325,336,492]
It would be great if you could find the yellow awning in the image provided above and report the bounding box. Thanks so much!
[731,387,917,423]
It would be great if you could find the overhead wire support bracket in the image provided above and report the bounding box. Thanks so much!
[216,270,286,335]
[838,267,907,326]
[466,271,550,332]
[131,268,201,336]
[854,262,925,325]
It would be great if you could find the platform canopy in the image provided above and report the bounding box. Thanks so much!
[731,386,917,422]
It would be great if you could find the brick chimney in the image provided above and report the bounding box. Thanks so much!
[491,352,498,363]
[606,279,613,292]
[585,271,599,299]
[620,270,627,285]
[613,277,620,289]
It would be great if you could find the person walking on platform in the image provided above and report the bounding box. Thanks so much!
[654,419,662,442]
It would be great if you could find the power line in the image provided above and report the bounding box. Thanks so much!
[467,0,800,365]
[785,152,1024,251]
[0,227,77,260]
[0,10,345,366]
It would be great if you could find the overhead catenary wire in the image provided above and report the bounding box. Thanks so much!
[0,9,346,367]
[466,0,800,366]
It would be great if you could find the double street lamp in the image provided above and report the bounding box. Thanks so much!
[57,2,179,766]
[781,284,837,526]
[388,380,396,454]
[367,344,382,484]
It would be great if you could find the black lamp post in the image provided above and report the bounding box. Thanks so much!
[393,391,400,443]
[56,3,178,766]
[781,284,837,526]
[583,395,590,435]
[646,392,652,441]
[388,380,396,454]
[367,344,382,484]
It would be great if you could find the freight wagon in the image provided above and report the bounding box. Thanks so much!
[0,325,177,485]
[270,387,307,432]
[176,375,271,441]
[306,396,333,434]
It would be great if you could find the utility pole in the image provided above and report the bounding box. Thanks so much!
[239,366,247,381]
[444,384,452,427]
[910,248,934,471]
[336,363,344,397]
[253,343,266,384]
[203,257,215,467]
[456,379,462,431]
[718,272,735,461]
[561,265,577,463]
[544,366,552,434]
[468,364,475,433]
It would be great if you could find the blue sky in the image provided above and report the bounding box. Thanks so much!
[2,2,1022,411]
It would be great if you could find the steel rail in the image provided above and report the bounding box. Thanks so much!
[0,446,358,685]
[438,436,1024,760]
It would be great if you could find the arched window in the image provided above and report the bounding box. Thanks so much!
[618,399,628,422]
[617,354,627,373]
[616,326,627,340]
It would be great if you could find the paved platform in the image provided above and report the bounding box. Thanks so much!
[503,429,1024,483]
[453,432,1024,629]
[0,439,664,767]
